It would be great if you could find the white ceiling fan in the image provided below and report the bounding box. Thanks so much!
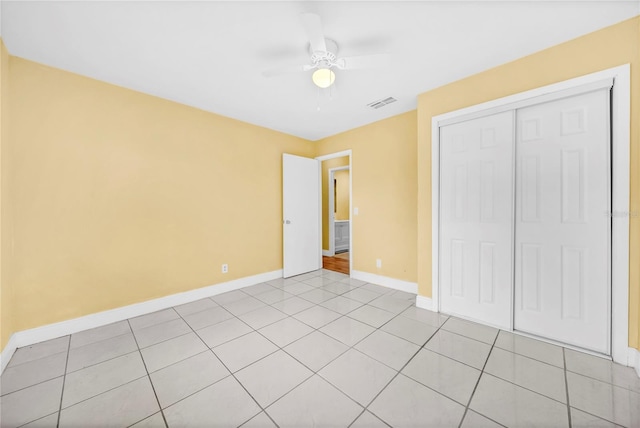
[262,13,389,88]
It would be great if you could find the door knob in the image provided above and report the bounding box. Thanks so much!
[284,220,291,224]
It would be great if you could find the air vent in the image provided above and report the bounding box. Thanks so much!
[367,97,397,110]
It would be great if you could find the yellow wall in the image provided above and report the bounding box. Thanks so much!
[335,170,350,221]
[315,111,418,282]
[5,56,313,335]
[416,16,640,349]
[321,156,349,250]
[0,40,12,349]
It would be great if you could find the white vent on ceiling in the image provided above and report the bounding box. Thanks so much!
[367,97,397,110]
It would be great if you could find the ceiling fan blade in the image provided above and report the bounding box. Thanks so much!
[300,13,327,53]
[262,64,315,78]
[336,53,390,70]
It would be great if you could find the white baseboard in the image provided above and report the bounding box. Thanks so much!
[0,269,282,374]
[0,333,19,374]
[629,347,640,378]
[415,295,435,312]
[322,250,333,257]
[351,270,417,294]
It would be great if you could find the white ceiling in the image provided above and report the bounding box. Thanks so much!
[2,1,639,141]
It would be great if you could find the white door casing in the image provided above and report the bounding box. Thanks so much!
[283,154,321,278]
[514,88,611,354]
[328,165,350,256]
[439,111,515,329]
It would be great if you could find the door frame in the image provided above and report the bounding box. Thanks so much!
[430,64,630,365]
[316,150,353,275]
[328,165,350,256]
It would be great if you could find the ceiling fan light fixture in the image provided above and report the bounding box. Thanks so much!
[312,67,335,88]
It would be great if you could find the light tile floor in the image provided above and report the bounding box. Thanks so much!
[1,269,639,427]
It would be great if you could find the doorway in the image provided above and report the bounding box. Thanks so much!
[431,65,631,364]
[317,151,353,275]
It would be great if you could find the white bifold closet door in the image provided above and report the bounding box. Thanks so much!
[440,111,515,329]
[514,89,611,354]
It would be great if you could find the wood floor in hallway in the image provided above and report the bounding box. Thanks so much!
[322,252,349,275]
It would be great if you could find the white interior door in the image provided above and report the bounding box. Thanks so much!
[283,154,321,278]
[439,111,515,329]
[514,89,611,354]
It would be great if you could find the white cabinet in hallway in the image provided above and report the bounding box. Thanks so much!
[335,220,350,253]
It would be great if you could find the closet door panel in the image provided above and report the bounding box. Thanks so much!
[440,111,514,329]
[514,89,611,354]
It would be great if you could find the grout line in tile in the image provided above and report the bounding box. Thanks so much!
[3,347,69,371]
[261,371,363,420]
[457,331,500,428]
[346,409,392,428]
[66,331,133,354]
[133,314,190,332]
[565,405,621,427]
[239,299,380,402]
[460,409,508,428]
[0,374,65,426]
[126,319,169,428]
[314,346,401,404]
[491,343,567,371]
[0,374,66,401]
[1,355,70,398]
[136,330,195,351]
[490,345,571,377]
[128,307,181,330]
[275,326,350,373]
[443,327,500,347]
[55,336,72,427]
[482,371,572,406]
[65,349,141,375]
[14,411,59,428]
[418,349,490,374]
[563,348,572,428]
[125,411,164,428]
[59,373,150,411]
[295,292,340,306]
[152,371,234,412]
[563,366,639,392]
[205,329,258,351]
[60,375,151,419]
[345,410,367,428]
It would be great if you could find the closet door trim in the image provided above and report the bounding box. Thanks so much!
[439,78,612,128]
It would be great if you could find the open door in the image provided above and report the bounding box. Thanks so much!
[283,154,321,278]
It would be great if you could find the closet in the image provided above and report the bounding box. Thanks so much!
[439,82,612,355]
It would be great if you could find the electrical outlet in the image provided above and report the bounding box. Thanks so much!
[221,264,228,274]
[376,259,382,268]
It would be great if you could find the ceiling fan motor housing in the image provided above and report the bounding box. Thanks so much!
[310,38,338,67]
